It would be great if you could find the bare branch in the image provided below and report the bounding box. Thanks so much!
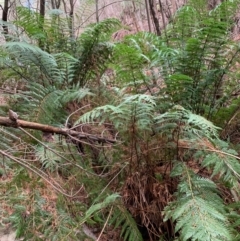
[0,116,116,144]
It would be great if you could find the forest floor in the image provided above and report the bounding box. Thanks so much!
[0,230,16,241]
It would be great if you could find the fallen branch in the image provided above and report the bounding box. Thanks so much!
[0,116,116,144]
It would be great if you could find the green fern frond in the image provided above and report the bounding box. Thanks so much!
[58,87,94,104]
[154,106,220,140]
[113,39,148,87]
[35,145,63,172]
[3,42,63,84]
[151,0,240,118]
[85,193,120,220]
[53,53,78,85]
[72,18,120,86]
[110,205,143,241]
[14,6,46,41]
[164,171,233,241]
[201,140,240,185]
[18,82,65,125]
[76,94,156,132]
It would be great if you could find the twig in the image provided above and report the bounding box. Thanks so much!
[96,206,113,241]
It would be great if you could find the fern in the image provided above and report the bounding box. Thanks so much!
[14,7,46,42]
[73,18,121,86]
[201,140,240,185]
[154,106,220,140]
[16,82,65,125]
[111,205,143,241]
[164,169,233,241]
[77,94,156,132]
[3,42,63,85]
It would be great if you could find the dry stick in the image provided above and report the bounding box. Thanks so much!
[96,206,113,241]
[0,116,116,144]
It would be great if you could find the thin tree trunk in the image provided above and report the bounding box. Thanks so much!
[144,0,152,32]
[40,0,45,18]
[158,0,166,30]
[51,0,56,9]
[132,1,139,32]
[62,0,75,38]
[96,0,99,23]
[51,0,61,9]
[39,0,45,49]
[2,0,9,37]
[149,0,161,35]
[56,0,61,9]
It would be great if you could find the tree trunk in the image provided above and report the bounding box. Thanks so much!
[96,0,99,23]
[40,0,45,18]
[144,0,152,32]
[149,0,161,35]
[2,0,9,37]
[39,0,45,49]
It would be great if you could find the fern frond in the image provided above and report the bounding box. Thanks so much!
[14,6,46,42]
[154,106,220,140]
[201,140,240,185]
[84,194,120,220]
[35,145,63,172]
[53,53,78,85]
[58,87,94,104]
[164,171,233,241]
[18,82,65,125]
[110,205,143,241]
[3,42,63,84]
[76,94,156,132]
[73,18,121,86]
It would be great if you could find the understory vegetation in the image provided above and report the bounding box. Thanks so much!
[1,0,240,240]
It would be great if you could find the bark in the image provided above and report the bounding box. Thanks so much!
[51,0,61,9]
[0,116,115,144]
[144,0,152,32]
[2,0,9,36]
[96,0,99,23]
[39,0,45,49]
[40,0,45,18]
[149,0,161,35]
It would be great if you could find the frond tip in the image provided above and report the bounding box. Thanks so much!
[164,174,233,241]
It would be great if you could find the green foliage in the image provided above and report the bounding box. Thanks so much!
[77,94,156,132]
[73,18,120,86]
[164,171,232,241]
[1,1,240,241]
[165,0,240,118]
[111,205,143,241]
[3,41,62,85]
[14,7,46,42]
[14,6,75,53]
[18,82,65,125]
[8,192,78,240]
[154,105,220,140]
[201,140,240,185]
